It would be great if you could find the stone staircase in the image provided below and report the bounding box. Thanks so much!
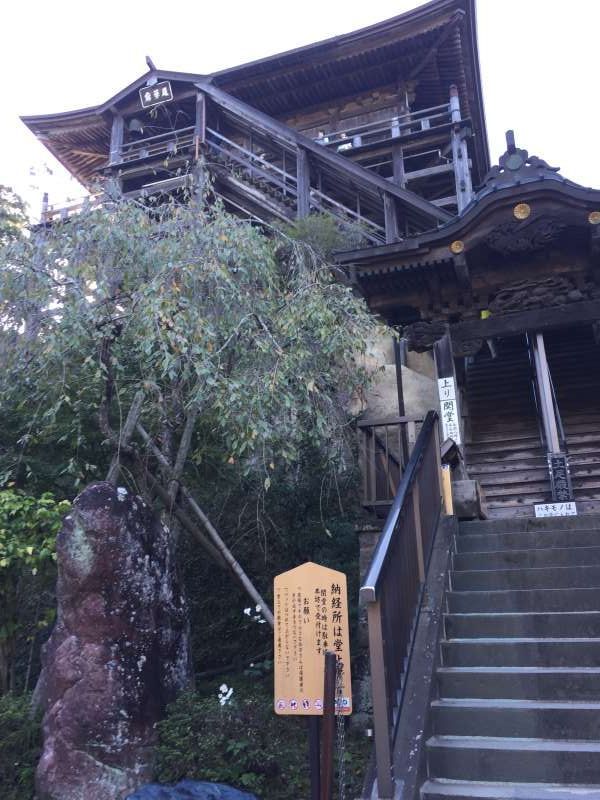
[420,514,600,799]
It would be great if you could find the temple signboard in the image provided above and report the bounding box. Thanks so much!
[548,452,574,503]
[438,377,461,445]
[274,562,352,716]
[139,81,173,109]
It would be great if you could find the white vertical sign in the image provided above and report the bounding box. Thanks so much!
[438,377,461,445]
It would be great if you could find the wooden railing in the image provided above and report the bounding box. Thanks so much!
[204,125,387,243]
[360,410,443,799]
[358,415,424,507]
[315,102,454,152]
[120,125,196,163]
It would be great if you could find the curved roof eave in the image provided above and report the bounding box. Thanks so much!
[334,177,600,264]
[20,69,207,129]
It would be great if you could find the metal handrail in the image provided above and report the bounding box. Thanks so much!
[359,409,442,799]
[361,410,438,603]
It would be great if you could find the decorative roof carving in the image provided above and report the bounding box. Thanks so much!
[485,215,567,253]
[482,130,560,189]
[488,276,599,314]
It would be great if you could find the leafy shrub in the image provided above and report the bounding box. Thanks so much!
[155,684,370,800]
[0,692,41,800]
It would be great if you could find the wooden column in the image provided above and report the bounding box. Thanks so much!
[449,86,473,213]
[297,147,310,219]
[109,114,124,166]
[392,143,406,187]
[194,91,206,157]
[383,193,400,243]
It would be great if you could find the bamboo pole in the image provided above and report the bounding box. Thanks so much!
[135,422,275,627]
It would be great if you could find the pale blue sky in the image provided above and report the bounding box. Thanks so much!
[1,0,598,219]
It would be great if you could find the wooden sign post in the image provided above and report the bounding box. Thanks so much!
[274,562,352,797]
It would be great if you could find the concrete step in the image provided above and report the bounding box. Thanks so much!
[441,637,600,667]
[459,516,600,535]
[436,666,600,701]
[455,529,600,553]
[431,697,600,739]
[426,735,600,784]
[453,545,600,571]
[445,611,600,639]
[451,565,600,591]
[486,500,600,519]
[421,778,600,799]
[447,587,600,613]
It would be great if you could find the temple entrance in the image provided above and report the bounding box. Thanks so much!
[465,325,600,517]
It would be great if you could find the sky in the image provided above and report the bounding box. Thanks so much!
[1,0,598,219]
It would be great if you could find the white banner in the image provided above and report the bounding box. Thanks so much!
[438,377,461,445]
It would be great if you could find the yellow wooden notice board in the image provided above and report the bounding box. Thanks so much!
[274,562,352,716]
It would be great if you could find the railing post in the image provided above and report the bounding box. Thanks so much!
[412,482,425,582]
[297,147,310,218]
[367,600,395,799]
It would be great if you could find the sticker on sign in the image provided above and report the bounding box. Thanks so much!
[534,502,577,518]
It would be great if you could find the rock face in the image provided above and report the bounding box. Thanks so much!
[126,780,258,799]
[36,482,191,800]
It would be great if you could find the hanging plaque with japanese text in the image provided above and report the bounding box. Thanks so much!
[139,80,173,109]
[274,562,352,716]
[438,377,461,445]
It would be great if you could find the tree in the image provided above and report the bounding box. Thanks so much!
[0,490,69,694]
[0,193,378,616]
[0,186,27,246]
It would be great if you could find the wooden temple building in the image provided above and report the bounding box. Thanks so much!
[22,1,600,798]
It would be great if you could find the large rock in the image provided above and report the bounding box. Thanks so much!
[126,780,258,799]
[36,482,191,800]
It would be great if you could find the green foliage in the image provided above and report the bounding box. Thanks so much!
[0,195,378,501]
[0,692,42,800]
[0,491,69,694]
[282,213,367,259]
[156,683,370,799]
[0,186,27,246]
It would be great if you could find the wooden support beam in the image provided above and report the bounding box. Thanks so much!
[296,147,310,219]
[452,254,468,289]
[109,114,124,166]
[452,299,600,345]
[392,143,406,188]
[404,162,456,183]
[194,91,206,153]
[383,194,400,243]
